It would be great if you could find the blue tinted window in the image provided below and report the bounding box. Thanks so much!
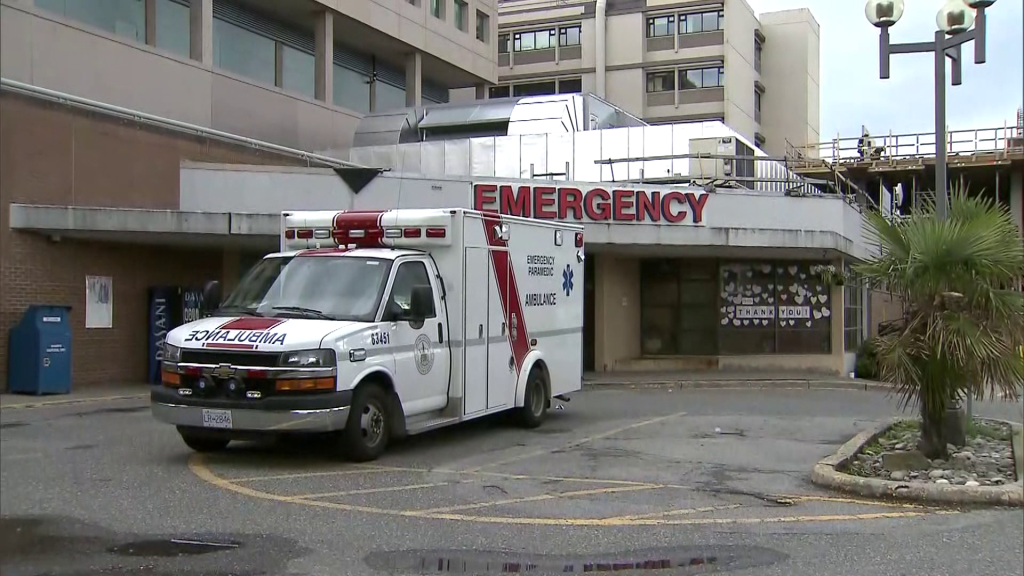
[36,0,145,42]
[155,0,190,57]
[281,45,315,98]
[375,81,407,112]
[333,64,370,113]
[213,17,276,85]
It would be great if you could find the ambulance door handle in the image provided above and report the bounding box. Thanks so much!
[478,324,484,339]
[437,322,444,344]
[501,322,506,336]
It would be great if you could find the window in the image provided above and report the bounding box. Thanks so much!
[387,262,436,320]
[155,0,190,57]
[333,63,371,113]
[454,0,468,31]
[35,0,146,42]
[754,89,761,124]
[489,85,511,98]
[559,25,581,46]
[498,34,509,54]
[679,66,724,89]
[640,259,720,356]
[646,71,675,93]
[375,81,407,112]
[213,18,276,85]
[280,45,315,98]
[476,10,490,42]
[430,0,444,19]
[513,80,556,97]
[844,271,864,352]
[558,77,582,94]
[680,10,724,34]
[646,15,674,38]
[513,29,556,52]
[754,40,762,73]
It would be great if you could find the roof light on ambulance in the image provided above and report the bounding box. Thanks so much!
[425,228,447,238]
[296,229,314,239]
[348,230,366,238]
[403,228,422,238]
[313,229,331,239]
[384,228,403,239]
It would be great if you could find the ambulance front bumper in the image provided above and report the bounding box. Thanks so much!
[150,387,352,433]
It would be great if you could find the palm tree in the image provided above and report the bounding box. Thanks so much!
[854,186,1024,460]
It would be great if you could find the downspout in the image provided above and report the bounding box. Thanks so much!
[595,0,606,98]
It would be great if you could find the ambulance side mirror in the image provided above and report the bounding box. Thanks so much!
[202,280,222,311]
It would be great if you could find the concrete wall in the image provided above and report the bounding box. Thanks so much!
[0,93,309,391]
[1,1,363,153]
[757,9,820,157]
[722,0,757,144]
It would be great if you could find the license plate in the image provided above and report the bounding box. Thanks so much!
[201,409,232,429]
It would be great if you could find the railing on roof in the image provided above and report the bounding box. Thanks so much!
[789,123,1023,167]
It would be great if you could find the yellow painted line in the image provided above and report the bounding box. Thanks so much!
[406,484,662,515]
[461,410,688,473]
[224,466,394,483]
[0,393,147,410]
[601,504,745,522]
[780,494,933,510]
[189,454,959,527]
[282,479,480,501]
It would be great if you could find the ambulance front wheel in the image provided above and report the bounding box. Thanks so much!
[517,368,549,429]
[339,384,391,462]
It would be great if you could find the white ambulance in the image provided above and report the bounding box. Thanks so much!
[152,208,585,461]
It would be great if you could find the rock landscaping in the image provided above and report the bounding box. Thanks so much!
[843,418,1019,486]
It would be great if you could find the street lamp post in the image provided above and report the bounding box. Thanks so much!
[865,0,994,220]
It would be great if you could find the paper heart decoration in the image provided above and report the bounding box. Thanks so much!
[768,284,774,290]
[753,285,762,294]
[799,273,806,279]
[789,285,798,293]
[819,295,828,304]
[732,319,741,326]
[810,296,818,304]
[742,319,750,326]
[746,270,753,277]
[798,286,807,296]
[780,294,788,301]
[721,318,729,325]
[726,283,735,291]
[744,290,753,297]
[729,306,735,313]
[720,292,728,299]
[813,309,822,320]
[805,320,812,327]
[816,285,823,292]
[788,319,795,326]
[720,306,727,313]
[822,307,831,317]
[768,297,774,303]
[788,265,798,275]
[762,264,773,273]
[795,295,804,304]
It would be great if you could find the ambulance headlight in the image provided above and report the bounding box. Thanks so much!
[279,349,335,367]
[163,344,181,363]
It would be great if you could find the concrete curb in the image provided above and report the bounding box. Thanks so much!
[0,392,148,410]
[811,418,1024,508]
[583,379,893,392]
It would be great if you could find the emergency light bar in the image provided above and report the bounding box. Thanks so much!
[280,209,454,252]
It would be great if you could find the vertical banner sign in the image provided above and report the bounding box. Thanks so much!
[147,287,171,384]
[85,275,113,329]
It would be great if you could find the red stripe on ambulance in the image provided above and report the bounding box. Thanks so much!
[203,342,256,350]
[480,212,531,375]
[217,318,285,331]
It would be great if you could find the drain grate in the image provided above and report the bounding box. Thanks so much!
[107,538,241,557]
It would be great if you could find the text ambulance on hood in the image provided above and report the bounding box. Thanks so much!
[473,183,709,225]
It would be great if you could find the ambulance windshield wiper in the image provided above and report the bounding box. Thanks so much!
[271,306,334,320]
[216,305,260,316]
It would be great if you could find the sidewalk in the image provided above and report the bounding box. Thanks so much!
[0,383,152,409]
[583,370,890,391]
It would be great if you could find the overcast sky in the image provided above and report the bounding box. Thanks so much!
[746,0,1023,143]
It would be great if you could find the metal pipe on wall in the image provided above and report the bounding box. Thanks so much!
[595,0,607,98]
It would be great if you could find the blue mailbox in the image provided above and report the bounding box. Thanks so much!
[7,305,73,395]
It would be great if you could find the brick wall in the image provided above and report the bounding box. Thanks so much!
[0,93,313,391]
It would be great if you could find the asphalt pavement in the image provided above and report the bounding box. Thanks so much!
[1,386,1022,576]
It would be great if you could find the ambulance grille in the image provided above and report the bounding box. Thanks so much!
[179,350,281,368]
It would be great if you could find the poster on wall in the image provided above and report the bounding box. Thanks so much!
[86,275,113,329]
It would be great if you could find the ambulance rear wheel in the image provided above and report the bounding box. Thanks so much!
[176,426,230,453]
[517,369,548,429]
[340,384,390,462]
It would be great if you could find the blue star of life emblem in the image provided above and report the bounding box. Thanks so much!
[562,264,574,297]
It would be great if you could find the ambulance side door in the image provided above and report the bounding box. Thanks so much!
[381,258,450,416]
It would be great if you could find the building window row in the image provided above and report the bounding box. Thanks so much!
[754,89,761,124]
[499,24,581,54]
[754,39,762,73]
[646,9,724,39]
[646,65,725,93]
[488,77,582,99]
[32,0,450,112]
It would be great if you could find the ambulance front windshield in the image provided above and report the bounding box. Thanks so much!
[218,255,393,322]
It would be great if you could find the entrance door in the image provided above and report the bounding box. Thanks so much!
[486,248,515,410]
[463,248,489,415]
[384,259,451,417]
[583,253,596,372]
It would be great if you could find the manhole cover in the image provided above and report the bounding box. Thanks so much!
[107,538,241,557]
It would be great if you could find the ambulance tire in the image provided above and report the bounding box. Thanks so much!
[340,384,391,462]
[176,426,230,453]
[516,368,548,429]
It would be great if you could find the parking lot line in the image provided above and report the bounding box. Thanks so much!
[405,484,664,515]
[460,410,688,473]
[225,466,395,483]
[600,504,745,522]
[282,479,481,501]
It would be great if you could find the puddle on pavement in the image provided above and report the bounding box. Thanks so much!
[366,545,788,574]
[108,538,242,557]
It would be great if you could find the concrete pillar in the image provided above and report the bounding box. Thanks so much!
[830,259,846,376]
[189,0,213,65]
[144,0,156,46]
[1010,169,1023,237]
[405,51,423,108]
[475,84,487,100]
[314,10,334,104]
